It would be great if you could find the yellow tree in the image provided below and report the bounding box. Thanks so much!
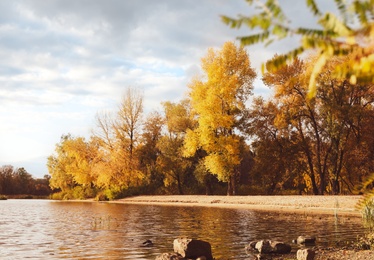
[184,41,256,195]
[91,87,145,195]
[47,134,98,198]
[157,100,195,195]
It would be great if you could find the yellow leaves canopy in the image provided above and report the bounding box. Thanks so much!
[184,42,256,181]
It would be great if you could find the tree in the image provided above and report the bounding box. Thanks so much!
[13,167,33,194]
[90,87,145,195]
[222,0,374,97]
[0,166,52,196]
[261,55,374,195]
[47,135,75,192]
[157,100,195,195]
[0,165,16,194]
[112,87,144,188]
[183,41,256,195]
[137,111,164,193]
[47,134,99,199]
[244,98,306,194]
[115,87,143,159]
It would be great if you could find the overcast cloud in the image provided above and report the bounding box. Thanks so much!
[0,0,330,177]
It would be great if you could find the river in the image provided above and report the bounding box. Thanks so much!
[0,200,366,259]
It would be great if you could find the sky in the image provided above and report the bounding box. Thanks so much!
[0,0,329,178]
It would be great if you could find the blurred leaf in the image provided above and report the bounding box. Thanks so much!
[307,53,327,99]
[306,0,322,16]
[319,12,352,36]
[334,0,348,22]
[239,31,270,45]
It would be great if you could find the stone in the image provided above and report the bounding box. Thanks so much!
[270,241,291,254]
[249,241,257,249]
[173,237,213,260]
[256,254,272,260]
[254,240,291,254]
[255,240,273,254]
[294,236,316,245]
[245,241,258,253]
[141,239,153,247]
[155,253,185,260]
[297,248,315,260]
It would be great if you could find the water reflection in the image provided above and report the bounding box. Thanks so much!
[0,200,365,259]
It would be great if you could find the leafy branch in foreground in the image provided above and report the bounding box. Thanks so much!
[222,0,374,98]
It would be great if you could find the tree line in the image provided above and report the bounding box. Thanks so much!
[0,165,52,197]
[47,41,374,200]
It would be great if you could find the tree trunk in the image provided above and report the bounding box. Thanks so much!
[204,174,212,195]
[332,178,340,195]
[227,179,233,196]
[177,174,184,195]
[310,173,319,195]
[227,173,236,196]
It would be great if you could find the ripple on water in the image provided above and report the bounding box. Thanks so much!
[0,200,366,259]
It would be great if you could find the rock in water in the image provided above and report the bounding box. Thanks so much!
[142,239,153,247]
[270,241,291,254]
[254,240,291,254]
[155,252,185,260]
[294,236,316,245]
[297,248,315,260]
[173,237,213,260]
[255,240,273,254]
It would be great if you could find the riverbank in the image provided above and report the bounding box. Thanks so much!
[116,195,374,259]
[115,195,362,216]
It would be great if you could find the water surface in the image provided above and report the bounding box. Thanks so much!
[0,200,366,259]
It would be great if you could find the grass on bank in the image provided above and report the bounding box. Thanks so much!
[354,198,374,250]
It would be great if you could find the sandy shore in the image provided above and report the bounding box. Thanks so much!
[115,195,363,216]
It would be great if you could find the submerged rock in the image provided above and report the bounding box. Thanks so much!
[248,240,291,255]
[141,239,153,247]
[173,237,213,260]
[270,241,292,254]
[155,253,185,260]
[293,236,316,245]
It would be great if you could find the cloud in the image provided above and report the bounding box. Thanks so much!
[1,0,332,177]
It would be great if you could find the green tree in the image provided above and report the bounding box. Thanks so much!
[183,41,256,195]
[222,0,374,97]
